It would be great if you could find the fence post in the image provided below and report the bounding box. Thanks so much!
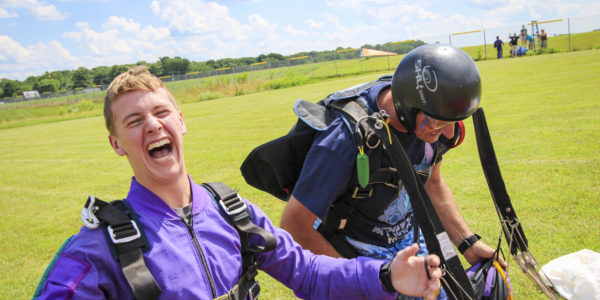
[334,50,338,75]
[568,18,571,52]
[483,29,488,60]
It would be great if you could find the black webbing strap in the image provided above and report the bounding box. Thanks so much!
[472,108,528,255]
[371,118,475,300]
[202,182,277,300]
[83,197,161,300]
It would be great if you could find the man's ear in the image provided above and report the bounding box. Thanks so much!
[109,134,127,156]
[179,111,187,135]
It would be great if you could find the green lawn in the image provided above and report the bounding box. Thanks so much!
[1,49,598,299]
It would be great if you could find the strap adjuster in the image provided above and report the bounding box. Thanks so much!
[107,220,141,244]
[219,194,248,216]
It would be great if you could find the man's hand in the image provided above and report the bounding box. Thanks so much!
[463,241,507,267]
[390,244,442,300]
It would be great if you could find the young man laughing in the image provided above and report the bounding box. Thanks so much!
[34,66,442,300]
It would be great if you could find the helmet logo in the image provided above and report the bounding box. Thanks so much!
[414,59,438,105]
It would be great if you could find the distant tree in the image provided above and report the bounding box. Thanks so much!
[266,53,284,61]
[238,57,256,66]
[92,66,111,86]
[148,62,162,76]
[22,76,37,92]
[72,67,93,89]
[1,79,20,97]
[35,78,60,93]
[162,57,190,75]
[189,61,213,72]
[46,70,72,91]
[205,59,216,69]
[109,65,129,81]
[256,54,267,62]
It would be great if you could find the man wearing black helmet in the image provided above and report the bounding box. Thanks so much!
[280,44,501,299]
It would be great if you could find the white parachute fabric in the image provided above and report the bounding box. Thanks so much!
[540,249,600,299]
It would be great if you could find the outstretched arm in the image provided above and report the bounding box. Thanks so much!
[425,162,506,266]
[280,195,342,257]
[390,244,442,300]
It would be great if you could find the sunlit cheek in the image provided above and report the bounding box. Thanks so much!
[441,124,455,138]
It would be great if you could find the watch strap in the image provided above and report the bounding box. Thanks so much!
[379,261,395,292]
[458,234,481,254]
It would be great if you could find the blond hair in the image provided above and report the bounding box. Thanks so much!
[104,66,178,134]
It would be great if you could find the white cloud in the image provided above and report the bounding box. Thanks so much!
[0,0,67,20]
[304,18,323,29]
[0,35,30,61]
[0,35,76,79]
[284,25,307,38]
[148,0,287,58]
[139,25,170,41]
[63,22,133,55]
[103,16,141,33]
[150,0,237,34]
[0,7,18,18]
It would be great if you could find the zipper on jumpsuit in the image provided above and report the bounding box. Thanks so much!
[183,213,218,298]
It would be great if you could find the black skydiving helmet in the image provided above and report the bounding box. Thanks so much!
[391,44,482,132]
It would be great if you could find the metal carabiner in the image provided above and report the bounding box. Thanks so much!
[81,195,100,229]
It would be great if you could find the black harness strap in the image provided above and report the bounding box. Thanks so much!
[81,182,278,300]
[82,196,161,300]
[202,182,277,300]
[371,117,475,300]
[472,108,562,299]
[472,108,527,254]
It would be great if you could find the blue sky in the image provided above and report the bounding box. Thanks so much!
[1,0,599,80]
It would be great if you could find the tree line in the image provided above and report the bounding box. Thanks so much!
[1,40,423,99]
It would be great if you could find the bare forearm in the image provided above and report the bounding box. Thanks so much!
[280,196,343,257]
[425,164,472,245]
[426,179,472,245]
[425,163,501,265]
[290,225,343,257]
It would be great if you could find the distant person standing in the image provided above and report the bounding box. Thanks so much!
[520,25,528,47]
[509,33,519,57]
[540,29,548,49]
[527,34,534,50]
[494,36,505,59]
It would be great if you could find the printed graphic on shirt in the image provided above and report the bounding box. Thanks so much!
[371,149,434,244]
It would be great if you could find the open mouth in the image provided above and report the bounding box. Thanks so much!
[147,139,173,161]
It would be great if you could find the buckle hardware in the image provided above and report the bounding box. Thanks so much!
[81,195,100,229]
[248,281,260,300]
[219,194,248,216]
[352,187,373,198]
[107,220,141,244]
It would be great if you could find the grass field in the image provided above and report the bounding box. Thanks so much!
[1,49,599,299]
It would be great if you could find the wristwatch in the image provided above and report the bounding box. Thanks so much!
[379,261,395,292]
[458,234,481,254]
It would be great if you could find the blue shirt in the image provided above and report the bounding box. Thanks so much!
[293,82,442,247]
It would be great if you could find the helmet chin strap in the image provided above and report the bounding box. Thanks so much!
[397,113,415,134]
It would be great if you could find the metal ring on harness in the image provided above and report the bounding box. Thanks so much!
[365,133,380,149]
[81,195,100,229]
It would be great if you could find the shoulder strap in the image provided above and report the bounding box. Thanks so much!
[370,117,476,299]
[81,196,161,300]
[202,182,277,300]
